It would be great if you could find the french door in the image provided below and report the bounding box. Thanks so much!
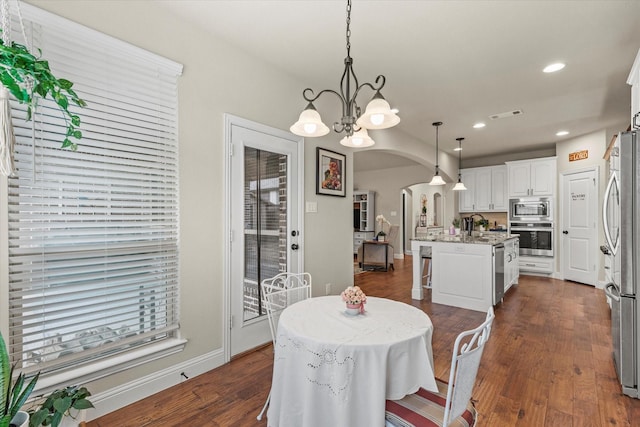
[227,116,303,357]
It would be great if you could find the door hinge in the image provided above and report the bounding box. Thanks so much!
[229,315,233,329]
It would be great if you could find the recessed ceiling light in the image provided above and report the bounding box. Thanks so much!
[543,63,565,73]
[473,122,486,129]
[453,147,462,152]
[391,108,399,114]
[556,130,569,136]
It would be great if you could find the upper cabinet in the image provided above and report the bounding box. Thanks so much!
[628,48,640,129]
[459,165,507,212]
[353,190,375,232]
[506,157,557,198]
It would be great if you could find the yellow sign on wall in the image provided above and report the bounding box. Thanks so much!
[569,150,588,162]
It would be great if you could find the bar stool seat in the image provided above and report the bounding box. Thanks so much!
[420,246,432,289]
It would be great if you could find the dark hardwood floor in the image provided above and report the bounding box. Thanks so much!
[87,256,640,426]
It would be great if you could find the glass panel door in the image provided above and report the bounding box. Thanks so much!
[243,147,287,322]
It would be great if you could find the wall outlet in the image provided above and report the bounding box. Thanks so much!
[325,283,331,295]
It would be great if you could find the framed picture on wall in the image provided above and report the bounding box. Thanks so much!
[316,147,346,197]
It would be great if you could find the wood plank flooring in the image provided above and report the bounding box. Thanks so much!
[87,256,640,426]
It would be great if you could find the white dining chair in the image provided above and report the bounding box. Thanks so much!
[385,306,495,427]
[256,272,312,421]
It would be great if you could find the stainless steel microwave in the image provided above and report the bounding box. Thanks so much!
[509,197,552,222]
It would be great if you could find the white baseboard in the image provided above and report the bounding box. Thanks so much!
[394,253,405,259]
[86,348,225,421]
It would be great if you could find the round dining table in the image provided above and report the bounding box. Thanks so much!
[266,295,437,427]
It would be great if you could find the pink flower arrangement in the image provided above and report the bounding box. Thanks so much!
[341,285,367,305]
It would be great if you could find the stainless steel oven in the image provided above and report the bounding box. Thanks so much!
[509,197,553,222]
[509,222,553,257]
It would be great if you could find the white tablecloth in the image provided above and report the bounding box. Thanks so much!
[266,296,437,427]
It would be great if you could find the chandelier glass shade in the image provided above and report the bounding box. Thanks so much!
[340,127,375,148]
[452,137,467,191]
[428,121,446,186]
[289,0,399,146]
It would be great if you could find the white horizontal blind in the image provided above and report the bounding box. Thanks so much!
[6,3,183,376]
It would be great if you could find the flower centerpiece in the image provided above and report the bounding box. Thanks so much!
[340,285,366,315]
[376,214,390,242]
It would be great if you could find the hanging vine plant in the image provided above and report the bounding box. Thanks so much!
[0,37,86,150]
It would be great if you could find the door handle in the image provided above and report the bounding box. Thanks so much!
[604,283,620,302]
[562,230,568,234]
[291,243,299,250]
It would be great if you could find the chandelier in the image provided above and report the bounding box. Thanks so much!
[428,121,446,186]
[452,137,467,191]
[289,0,400,148]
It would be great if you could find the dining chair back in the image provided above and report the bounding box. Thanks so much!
[261,272,312,344]
[257,271,312,421]
[385,306,495,427]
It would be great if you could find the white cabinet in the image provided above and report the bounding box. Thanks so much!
[519,255,554,274]
[506,157,557,197]
[459,169,476,212]
[504,238,519,291]
[459,165,507,212]
[353,191,375,231]
[627,47,640,128]
[354,191,375,254]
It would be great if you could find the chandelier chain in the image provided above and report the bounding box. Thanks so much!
[345,0,351,57]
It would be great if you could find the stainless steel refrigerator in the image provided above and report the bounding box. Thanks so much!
[604,130,638,397]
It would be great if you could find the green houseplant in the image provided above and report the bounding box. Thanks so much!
[0,37,86,150]
[1,333,39,427]
[28,386,93,427]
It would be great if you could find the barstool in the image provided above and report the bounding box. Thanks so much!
[421,246,432,289]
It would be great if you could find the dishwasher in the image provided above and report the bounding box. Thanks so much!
[493,243,505,304]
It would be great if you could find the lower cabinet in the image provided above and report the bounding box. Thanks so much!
[519,255,554,274]
[504,239,519,291]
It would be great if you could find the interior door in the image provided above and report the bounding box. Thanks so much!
[228,118,302,357]
[562,169,597,285]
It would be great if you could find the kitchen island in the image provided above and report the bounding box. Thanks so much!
[412,233,519,312]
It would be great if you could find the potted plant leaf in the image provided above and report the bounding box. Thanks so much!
[28,386,93,427]
[0,37,86,149]
[1,332,39,427]
[0,23,86,176]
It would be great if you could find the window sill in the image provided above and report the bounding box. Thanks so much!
[32,338,187,395]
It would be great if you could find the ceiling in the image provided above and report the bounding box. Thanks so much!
[157,1,640,170]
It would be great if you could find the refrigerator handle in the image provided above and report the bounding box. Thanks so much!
[604,282,620,302]
[602,172,620,256]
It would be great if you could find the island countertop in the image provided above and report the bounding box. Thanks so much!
[412,233,518,246]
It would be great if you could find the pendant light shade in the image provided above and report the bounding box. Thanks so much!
[290,103,330,137]
[428,121,446,186]
[452,137,467,191]
[429,174,446,186]
[340,127,375,148]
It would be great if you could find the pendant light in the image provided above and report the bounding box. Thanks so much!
[428,121,446,185]
[452,137,467,191]
[290,0,400,146]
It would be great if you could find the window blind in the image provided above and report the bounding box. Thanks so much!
[5,3,183,376]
